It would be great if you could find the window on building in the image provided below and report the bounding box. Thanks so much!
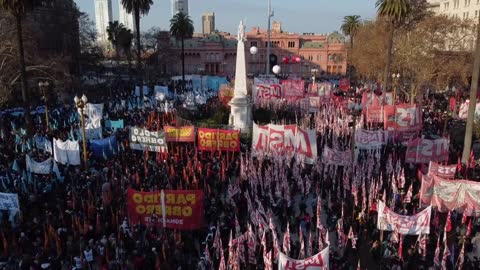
[466,11,470,18]
[476,10,479,18]
[288,41,295,48]
[327,66,332,74]
[265,42,268,47]
[338,66,342,74]
[317,54,321,61]
[454,0,459,8]
[444,2,449,9]
[250,41,257,47]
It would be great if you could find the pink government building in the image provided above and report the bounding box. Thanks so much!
[158,21,347,77]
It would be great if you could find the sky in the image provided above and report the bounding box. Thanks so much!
[75,0,377,34]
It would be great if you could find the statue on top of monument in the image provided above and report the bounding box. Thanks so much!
[238,20,246,42]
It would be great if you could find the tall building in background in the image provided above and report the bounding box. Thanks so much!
[427,0,480,19]
[118,0,135,31]
[202,12,215,34]
[172,0,188,17]
[94,0,113,45]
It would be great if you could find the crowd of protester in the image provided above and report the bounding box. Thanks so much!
[0,81,479,270]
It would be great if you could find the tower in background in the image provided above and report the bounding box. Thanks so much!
[118,0,135,31]
[94,0,113,45]
[172,0,188,17]
[202,12,215,35]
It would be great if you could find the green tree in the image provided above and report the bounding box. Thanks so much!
[0,0,39,132]
[106,21,126,60]
[376,0,412,93]
[170,12,194,84]
[120,0,153,96]
[340,15,361,49]
[118,27,134,81]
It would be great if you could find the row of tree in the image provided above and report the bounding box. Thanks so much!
[341,0,480,163]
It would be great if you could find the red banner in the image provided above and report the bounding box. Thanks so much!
[428,161,456,179]
[384,104,422,132]
[366,106,384,123]
[339,78,350,91]
[281,80,305,100]
[322,146,351,166]
[405,138,449,163]
[127,188,204,230]
[164,126,195,142]
[197,128,240,152]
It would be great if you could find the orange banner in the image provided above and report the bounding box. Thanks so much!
[218,84,234,106]
[164,126,195,142]
[197,128,240,152]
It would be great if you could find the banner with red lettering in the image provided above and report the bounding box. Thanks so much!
[428,161,456,179]
[366,106,384,123]
[361,91,382,108]
[278,246,329,270]
[420,175,480,215]
[197,128,240,152]
[127,188,204,230]
[322,147,351,166]
[254,84,282,104]
[405,138,449,163]
[252,123,317,164]
[281,80,305,100]
[339,78,350,91]
[355,129,389,149]
[377,200,431,235]
[164,126,195,142]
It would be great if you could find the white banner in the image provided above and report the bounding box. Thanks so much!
[53,139,81,166]
[322,147,351,167]
[0,193,20,210]
[377,200,431,235]
[278,246,329,270]
[26,155,52,175]
[252,123,317,164]
[428,161,456,179]
[80,103,104,140]
[354,129,388,149]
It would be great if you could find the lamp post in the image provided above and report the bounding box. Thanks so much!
[392,73,400,104]
[74,94,89,171]
[266,0,273,75]
[38,81,50,132]
[347,98,363,161]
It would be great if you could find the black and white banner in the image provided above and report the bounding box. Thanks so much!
[129,127,168,153]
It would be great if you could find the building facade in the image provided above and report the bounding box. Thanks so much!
[202,12,215,35]
[95,0,113,45]
[428,0,480,20]
[159,22,347,77]
[118,0,135,31]
[172,0,188,17]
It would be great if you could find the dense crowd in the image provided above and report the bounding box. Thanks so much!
[0,82,479,270]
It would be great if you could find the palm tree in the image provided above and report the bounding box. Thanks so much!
[340,15,361,49]
[0,0,38,132]
[120,0,153,96]
[106,21,126,60]
[376,0,412,92]
[170,12,194,84]
[462,18,480,163]
[118,28,134,82]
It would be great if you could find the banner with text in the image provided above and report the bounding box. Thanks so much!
[197,128,240,152]
[428,161,456,179]
[129,127,168,152]
[366,106,384,123]
[278,246,329,270]
[0,193,20,211]
[322,146,351,166]
[127,189,204,230]
[355,129,389,149]
[405,138,449,163]
[254,84,282,104]
[384,104,422,134]
[252,123,318,164]
[164,126,195,143]
[377,200,431,235]
[281,80,305,100]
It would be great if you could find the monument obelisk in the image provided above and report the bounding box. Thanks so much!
[229,21,252,134]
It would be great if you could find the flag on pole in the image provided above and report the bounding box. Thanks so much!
[316,195,322,230]
[299,226,305,259]
[348,226,357,249]
[457,242,465,270]
[283,222,291,255]
[441,230,450,270]
[446,211,452,232]
[434,236,441,267]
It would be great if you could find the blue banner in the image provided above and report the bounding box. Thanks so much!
[105,119,124,130]
[90,135,117,160]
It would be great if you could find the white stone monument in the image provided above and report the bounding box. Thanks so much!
[229,20,252,134]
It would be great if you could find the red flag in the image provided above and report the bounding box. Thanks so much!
[446,211,452,232]
[398,234,404,260]
[298,227,305,259]
[457,242,465,270]
[462,211,467,224]
[457,156,462,173]
[348,226,356,249]
[467,219,472,237]
[283,222,290,255]
[441,230,450,270]
[434,236,441,268]
[469,150,476,169]
[316,196,322,230]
